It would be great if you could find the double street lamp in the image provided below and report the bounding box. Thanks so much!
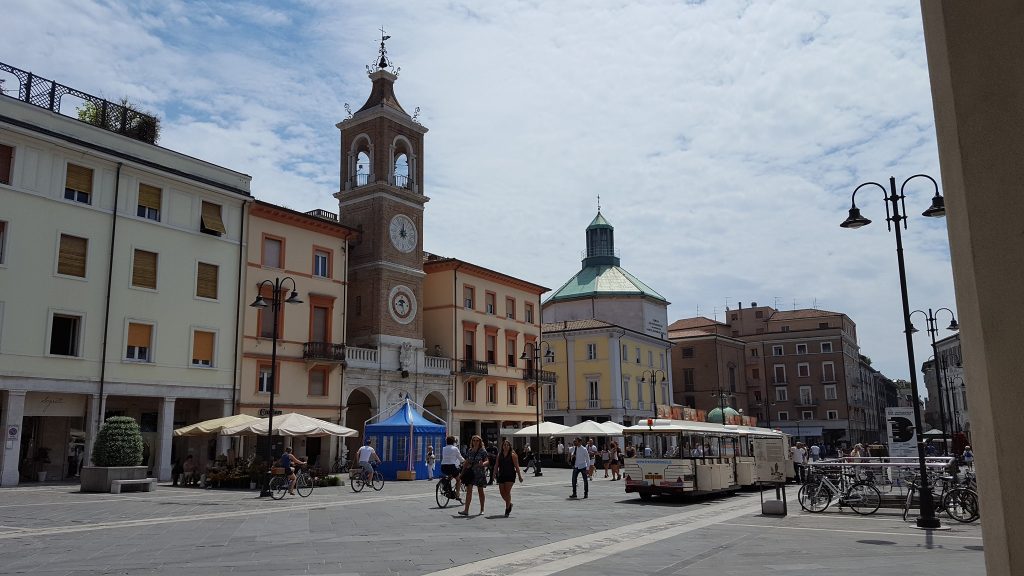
[250,277,303,497]
[521,342,554,477]
[910,308,959,453]
[840,174,946,530]
[639,369,667,418]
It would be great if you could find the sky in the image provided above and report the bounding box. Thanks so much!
[3,0,959,391]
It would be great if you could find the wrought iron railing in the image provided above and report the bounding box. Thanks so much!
[1,61,159,144]
[391,174,413,189]
[587,399,601,409]
[350,173,371,188]
[524,369,557,383]
[460,359,489,376]
[303,342,346,362]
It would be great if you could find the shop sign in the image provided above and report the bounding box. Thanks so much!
[258,408,283,417]
[25,393,86,417]
[886,406,918,458]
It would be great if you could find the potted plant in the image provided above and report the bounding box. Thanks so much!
[35,447,52,482]
[80,416,147,492]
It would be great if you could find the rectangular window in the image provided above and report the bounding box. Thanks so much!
[126,322,153,361]
[487,382,497,404]
[506,297,515,319]
[0,220,7,265]
[648,350,654,367]
[486,334,496,364]
[799,386,812,405]
[57,234,88,277]
[200,201,226,236]
[464,330,475,361]
[191,330,215,366]
[262,236,283,268]
[682,347,694,358]
[311,306,329,341]
[773,365,786,384]
[775,386,788,401]
[623,377,630,401]
[588,378,599,401]
[752,368,760,380]
[635,347,641,364]
[0,144,12,185]
[781,325,791,332]
[796,344,808,354]
[527,386,536,407]
[660,353,665,369]
[777,411,789,421]
[465,381,476,402]
[49,313,82,356]
[637,380,644,405]
[755,310,763,319]
[525,303,534,323]
[802,410,814,420]
[507,384,517,405]
[797,363,810,378]
[258,365,273,393]
[196,262,219,299]
[313,249,330,278]
[822,362,835,382]
[586,343,597,360]
[683,368,695,392]
[64,163,93,204]
[824,384,838,400]
[308,369,327,396]
[622,344,628,359]
[507,338,516,366]
[819,322,829,329]
[820,342,833,353]
[485,292,496,315]
[827,410,838,420]
[751,348,759,357]
[131,249,158,289]
[463,286,475,309]
[772,345,783,356]
[137,183,161,221]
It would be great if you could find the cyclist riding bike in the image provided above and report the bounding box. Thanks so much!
[356,439,381,482]
[440,435,465,499]
[279,446,303,496]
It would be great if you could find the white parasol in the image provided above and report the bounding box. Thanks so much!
[220,412,358,437]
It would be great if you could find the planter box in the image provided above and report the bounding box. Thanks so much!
[80,466,147,493]
[396,470,416,481]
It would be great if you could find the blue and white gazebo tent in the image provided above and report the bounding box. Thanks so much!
[363,398,446,481]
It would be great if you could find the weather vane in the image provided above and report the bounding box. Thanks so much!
[367,26,400,76]
[597,194,601,212]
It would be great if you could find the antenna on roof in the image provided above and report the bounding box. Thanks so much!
[773,296,781,309]
[793,298,798,311]
[696,304,701,318]
[813,297,818,309]
[597,194,601,212]
[712,306,719,321]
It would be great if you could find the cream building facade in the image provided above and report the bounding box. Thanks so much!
[0,76,250,485]
[422,254,548,446]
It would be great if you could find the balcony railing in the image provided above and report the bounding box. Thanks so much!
[636,401,645,410]
[391,174,415,189]
[524,369,557,383]
[772,379,788,385]
[544,400,558,411]
[587,399,601,409]
[460,359,490,376]
[349,173,372,188]
[303,342,346,362]
[304,209,338,222]
[796,398,819,407]
[623,400,632,409]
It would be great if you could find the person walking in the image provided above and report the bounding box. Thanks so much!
[601,446,610,478]
[586,438,597,479]
[425,445,436,481]
[494,439,524,517]
[485,441,499,485]
[608,441,621,481]
[459,435,490,516]
[810,443,821,462]
[569,438,590,499]
[790,442,808,483]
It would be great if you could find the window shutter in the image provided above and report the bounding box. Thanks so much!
[263,237,281,267]
[0,144,13,185]
[127,323,152,348]
[200,201,227,234]
[138,184,161,210]
[192,331,214,364]
[58,234,88,277]
[196,262,219,299]
[132,249,158,289]
[66,164,93,193]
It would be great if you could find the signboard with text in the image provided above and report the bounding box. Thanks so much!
[753,437,787,483]
[886,406,918,458]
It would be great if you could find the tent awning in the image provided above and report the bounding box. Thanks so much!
[221,413,357,437]
[174,414,262,437]
[513,422,569,437]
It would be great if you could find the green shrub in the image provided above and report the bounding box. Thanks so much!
[326,474,341,487]
[91,416,144,467]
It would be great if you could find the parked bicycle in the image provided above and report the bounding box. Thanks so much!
[269,464,314,500]
[902,473,979,523]
[798,469,881,515]
[331,457,350,474]
[350,463,384,493]
[435,472,462,508]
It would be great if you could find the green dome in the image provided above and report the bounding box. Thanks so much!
[707,407,740,423]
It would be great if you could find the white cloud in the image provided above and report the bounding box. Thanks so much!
[2,0,957,386]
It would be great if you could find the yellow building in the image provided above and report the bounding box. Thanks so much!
[240,200,359,466]
[542,212,673,426]
[422,254,548,446]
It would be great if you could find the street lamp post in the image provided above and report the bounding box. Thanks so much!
[521,342,554,477]
[910,308,959,454]
[250,277,303,497]
[840,174,946,529]
[640,369,667,418]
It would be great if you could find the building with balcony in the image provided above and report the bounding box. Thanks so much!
[239,200,359,466]
[0,63,250,485]
[422,254,548,447]
[666,318,748,420]
[921,333,969,440]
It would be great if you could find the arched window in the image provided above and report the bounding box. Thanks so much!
[393,153,410,188]
[355,151,371,187]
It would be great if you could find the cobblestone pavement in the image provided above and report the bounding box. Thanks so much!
[0,476,985,575]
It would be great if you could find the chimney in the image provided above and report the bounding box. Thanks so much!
[738,302,743,309]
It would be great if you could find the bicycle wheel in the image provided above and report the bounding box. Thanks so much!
[371,471,385,491]
[799,482,833,513]
[846,482,881,515]
[903,486,916,521]
[270,476,287,500]
[296,473,314,497]
[944,488,980,523]
[351,473,365,493]
[436,480,451,508]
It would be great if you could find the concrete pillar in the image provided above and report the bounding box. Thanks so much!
[216,400,231,456]
[155,397,176,481]
[83,394,100,470]
[920,3,1023,574]
[1,391,27,487]
[610,334,623,410]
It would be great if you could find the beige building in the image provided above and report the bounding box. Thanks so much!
[0,69,250,485]
[239,200,359,466]
[422,254,548,446]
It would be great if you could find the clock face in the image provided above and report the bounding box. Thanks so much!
[388,285,417,325]
[389,214,418,253]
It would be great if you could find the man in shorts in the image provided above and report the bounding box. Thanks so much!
[356,439,380,482]
[441,435,465,497]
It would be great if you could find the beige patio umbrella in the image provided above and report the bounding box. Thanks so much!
[173,414,263,437]
[513,421,570,437]
[220,412,357,437]
[560,420,617,437]
[599,421,626,434]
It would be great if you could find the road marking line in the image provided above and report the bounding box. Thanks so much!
[722,522,984,540]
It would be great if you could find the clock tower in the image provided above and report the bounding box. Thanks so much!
[336,35,428,350]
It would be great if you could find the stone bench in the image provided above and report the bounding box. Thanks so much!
[110,478,157,494]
